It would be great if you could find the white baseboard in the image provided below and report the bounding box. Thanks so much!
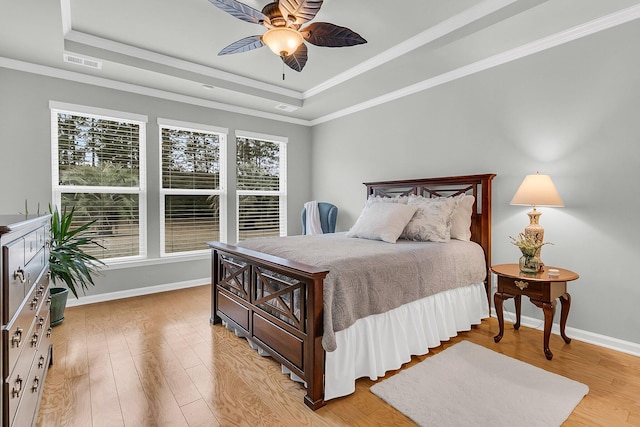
[64,278,208,307]
[64,284,640,358]
[491,308,640,358]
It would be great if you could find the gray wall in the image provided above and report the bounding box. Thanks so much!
[2,19,639,346]
[0,68,312,296]
[311,21,640,345]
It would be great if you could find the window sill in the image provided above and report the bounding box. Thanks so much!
[103,252,210,270]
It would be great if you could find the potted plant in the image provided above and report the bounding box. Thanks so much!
[49,205,104,325]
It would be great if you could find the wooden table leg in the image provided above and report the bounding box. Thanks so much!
[514,294,522,330]
[531,299,556,360]
[494,292,505,343]
[542,301,556,360]
[493,292,510,343]
[559,292,572,344]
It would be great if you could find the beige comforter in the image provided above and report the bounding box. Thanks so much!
[238,232,486,352]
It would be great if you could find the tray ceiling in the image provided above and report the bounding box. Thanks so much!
[2,0,639,124]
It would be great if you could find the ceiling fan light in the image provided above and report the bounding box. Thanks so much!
[262,27,303,56]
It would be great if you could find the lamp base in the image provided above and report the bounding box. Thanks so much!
[524,209,544,267]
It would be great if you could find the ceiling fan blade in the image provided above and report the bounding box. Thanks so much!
[278,0,323,26]
[301,22,367,47]
[281,43,308,71]
[218,35,265,55]
[208,0,268,25]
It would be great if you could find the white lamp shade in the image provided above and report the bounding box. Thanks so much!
[262,27,303,56]
[510,173,564,207]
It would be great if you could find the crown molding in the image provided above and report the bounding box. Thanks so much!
[311,3,640,126]
[65,30,303,101]
[303,0,520,99]
[6,2,640,126]
[60,0,303,102]
[60,0,72,36]
[59,0,521,102]
[0,57,312,126]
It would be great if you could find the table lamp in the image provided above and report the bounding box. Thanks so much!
[510,172,564,262]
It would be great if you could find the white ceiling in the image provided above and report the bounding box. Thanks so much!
[2,0,640,125]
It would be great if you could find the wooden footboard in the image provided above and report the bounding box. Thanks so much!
[208,242,329,410]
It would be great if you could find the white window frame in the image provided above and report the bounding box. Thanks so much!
[158,118,227,257]
[235,130,288,242]
[50,100,148,263]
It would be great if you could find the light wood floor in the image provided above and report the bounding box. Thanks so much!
[36,285,640,426]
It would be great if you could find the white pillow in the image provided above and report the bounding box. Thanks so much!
[347,202,418,243]
[365,195,409,207]
[450,195,475,241]
[400,195,458,242]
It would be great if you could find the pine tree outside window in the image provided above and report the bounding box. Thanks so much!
[159,119,227,255]
[236,131,287,241]
[50,101,147,261]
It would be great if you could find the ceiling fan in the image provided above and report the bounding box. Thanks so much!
[208,0,367,72]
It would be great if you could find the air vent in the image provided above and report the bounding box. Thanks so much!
[275,103,298,112]
[63,53,102,70]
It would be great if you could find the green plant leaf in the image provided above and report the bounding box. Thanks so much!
[49,204,105,299]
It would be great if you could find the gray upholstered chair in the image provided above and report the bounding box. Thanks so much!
[301,202,338,234]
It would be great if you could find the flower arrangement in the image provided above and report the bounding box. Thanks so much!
[509,233,552,256]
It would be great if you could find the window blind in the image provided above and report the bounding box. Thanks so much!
[52,110,146,261]
[160,124,225,255]
[236,135,286,241]
[61,193,140,259]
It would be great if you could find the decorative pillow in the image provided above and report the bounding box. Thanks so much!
[365,195,409,207]
[450,195,475,241]
[347,202,418,243]
[400,195,458,242]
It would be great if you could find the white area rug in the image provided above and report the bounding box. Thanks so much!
[370,341,588,427]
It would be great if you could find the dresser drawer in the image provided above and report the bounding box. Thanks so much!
[11,311,51,427]
[4,321,39,425]
[3,238,26,322]
[32,277,51,349]
[3,273,46,377]
[27,266,49,319]
[23,228,44,266]
[37,226,47,251]
[23,250,46,307]
[1,214,53,427]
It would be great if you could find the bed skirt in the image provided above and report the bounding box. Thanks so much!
[323,282,489,400]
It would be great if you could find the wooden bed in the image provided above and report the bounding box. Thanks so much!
[208,173,495,410]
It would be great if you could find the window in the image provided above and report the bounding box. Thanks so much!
[159,119,227,255]
[50,101,147,261]
[236,131,287,241]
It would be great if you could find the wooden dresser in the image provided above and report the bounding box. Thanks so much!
[1,215,52,426]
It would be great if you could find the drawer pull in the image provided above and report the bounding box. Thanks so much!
[514,280,529,290]
[14,268,26,284]
[46,296,52,306]
[47,328,52,338]
[12,376,23,398]
[30,297,39,310]
[31,332,39,347]
[37,285,45,296]
[38,355,46,369]
[11,327,24,348]
[37,316,45,329]
[31,376,40,393]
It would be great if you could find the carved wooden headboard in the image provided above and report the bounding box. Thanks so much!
[364,174,496,282]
